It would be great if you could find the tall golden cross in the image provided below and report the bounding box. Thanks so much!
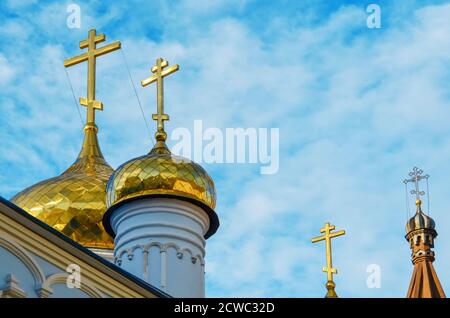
[64,29,121,126]
[141,58,179,141]
[312,222,345,298]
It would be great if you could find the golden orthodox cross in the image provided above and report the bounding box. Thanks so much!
[64,29,121,125]
[141,58,179,140]
[312,222,345,297]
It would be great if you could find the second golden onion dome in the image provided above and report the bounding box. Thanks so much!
[11,125,114,249]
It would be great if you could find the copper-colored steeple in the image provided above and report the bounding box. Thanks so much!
[405,199,445,298]
[403,167,446,298]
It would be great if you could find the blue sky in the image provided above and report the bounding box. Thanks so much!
[1,0,450,297]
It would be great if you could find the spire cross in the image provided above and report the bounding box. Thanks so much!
[403,167,429,202]
[141,58,179,141]
[64,29,121,126]
[312,222,345,283]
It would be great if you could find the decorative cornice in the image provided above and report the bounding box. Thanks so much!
[114,232,206,257]
[115,241,204,266]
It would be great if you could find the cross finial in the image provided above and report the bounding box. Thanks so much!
[403,166,429,206]
[64,29,121,127]
[312,222,346,298]
[141,58,179,144]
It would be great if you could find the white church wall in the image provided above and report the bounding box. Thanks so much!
[166,246,205,297]
[148,245,162,288]
[110,198,210,297]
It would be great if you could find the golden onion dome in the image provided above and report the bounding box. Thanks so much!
[106,139,216,211]
[104,134,218,238]
[11,124,114,249]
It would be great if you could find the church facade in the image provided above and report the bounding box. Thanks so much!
[0,196,167,298]
[0,29,445,298]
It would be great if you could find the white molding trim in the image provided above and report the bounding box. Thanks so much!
[42,273,104,298]
[115,242,205,266]
[115,232,206,256]
[0,233,46,287]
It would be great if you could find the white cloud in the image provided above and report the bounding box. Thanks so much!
[0,55,16,85]
[6,0,37,9]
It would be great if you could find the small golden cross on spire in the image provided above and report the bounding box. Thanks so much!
[141,58,179,143]
[312,222,346,298]
[64,29,121,126]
